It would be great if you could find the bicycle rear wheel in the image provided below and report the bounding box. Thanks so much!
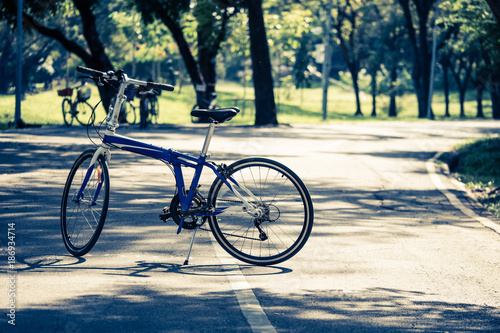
[62,99,73,126]
[61,149,110,256]
[208,158,313,266]
[74,101,95,126]
[147,97,159,124]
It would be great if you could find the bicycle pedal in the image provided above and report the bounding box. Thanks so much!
[159,207,172,222]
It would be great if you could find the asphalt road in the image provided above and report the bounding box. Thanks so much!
[1,121,500,332]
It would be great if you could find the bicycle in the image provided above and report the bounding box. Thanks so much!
[58,83,95,126]
[60,66,313,266]
[139,91,160,128]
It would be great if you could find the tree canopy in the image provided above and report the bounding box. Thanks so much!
[2,0,500,121]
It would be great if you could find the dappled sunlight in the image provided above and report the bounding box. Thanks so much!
[2,122,500,331]
[254,288,500,332]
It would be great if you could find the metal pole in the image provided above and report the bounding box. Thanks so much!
[15,0,24,127]
[427,2,440,120]
[321,0,333,121]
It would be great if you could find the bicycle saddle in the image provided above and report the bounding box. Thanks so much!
[191,107,240,123]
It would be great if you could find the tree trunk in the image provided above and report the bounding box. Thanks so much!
[490,72,500,119]
[476,85,484,118]
[458,87,466,118]
[388,65,397,117]
[246,0,278,125]
[397,0,436,119]
[449,57,472,118]
[442,62,450,117]
[370,72,377,117]
[162,18,203,89]
[352,71,363,116]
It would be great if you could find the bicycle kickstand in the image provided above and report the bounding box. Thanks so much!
[183,225,200,265]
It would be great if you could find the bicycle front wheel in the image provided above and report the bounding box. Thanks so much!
[74,101,95,126]
[208,158,313,266]
[61,149,110,256]
[62,99,73,126]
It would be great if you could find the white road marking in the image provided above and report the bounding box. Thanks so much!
[210,235,277,333]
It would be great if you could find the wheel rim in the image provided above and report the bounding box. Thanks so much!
[62,154,108,252]
[75,102,94,125]
[209,161,312,263]
[62,99,73,126]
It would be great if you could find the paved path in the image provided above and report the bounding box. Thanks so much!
[1,121,500,332]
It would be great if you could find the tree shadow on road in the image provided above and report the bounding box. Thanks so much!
[12,285,500,332]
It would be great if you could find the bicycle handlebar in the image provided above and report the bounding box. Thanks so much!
[76,66,175,92]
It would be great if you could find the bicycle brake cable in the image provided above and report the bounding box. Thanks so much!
[87,100,103,147]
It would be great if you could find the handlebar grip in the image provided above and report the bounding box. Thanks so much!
[148,82,175,92]
[76,66,104,77]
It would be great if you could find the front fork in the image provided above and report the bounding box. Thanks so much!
[74,146,110,205]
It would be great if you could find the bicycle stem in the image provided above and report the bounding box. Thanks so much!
[107,74,148,131]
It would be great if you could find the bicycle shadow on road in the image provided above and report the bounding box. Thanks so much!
[15,254,293,278]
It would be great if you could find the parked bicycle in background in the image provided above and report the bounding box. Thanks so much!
[139,89,160,128]
[58,82,95,126]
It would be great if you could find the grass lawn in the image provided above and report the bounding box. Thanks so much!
[0,81,494,129]
[440,137,500,218]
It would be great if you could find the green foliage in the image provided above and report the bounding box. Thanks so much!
[449,136,500,217]
[454,137,500,187]
[3,0,500,120]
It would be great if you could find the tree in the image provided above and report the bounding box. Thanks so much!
[449,52,472,118]
[1,0,116,110]
[333,0,364,116]
[246,0,278,125]
[485,0,500,26]
[134,0,211,110]
[357,1,383,117]
[438,53,452,117]
[370,0,407,118]
[135,0,278,125]
[470,54,487,118]
[443,0,500,119]
[396,0,437,118]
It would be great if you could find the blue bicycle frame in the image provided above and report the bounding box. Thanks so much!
[74,69,261,241]
[78,123,260,234]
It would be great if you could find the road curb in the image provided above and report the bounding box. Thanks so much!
[427,152,500,234]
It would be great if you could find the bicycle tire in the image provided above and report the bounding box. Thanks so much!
[148,96,159,124]
[124,101,137,124]
[74,101,95,126]
[207,158,313,266]
[139,98,149,128]
[61,149,110,256]
[62,99,73,126]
